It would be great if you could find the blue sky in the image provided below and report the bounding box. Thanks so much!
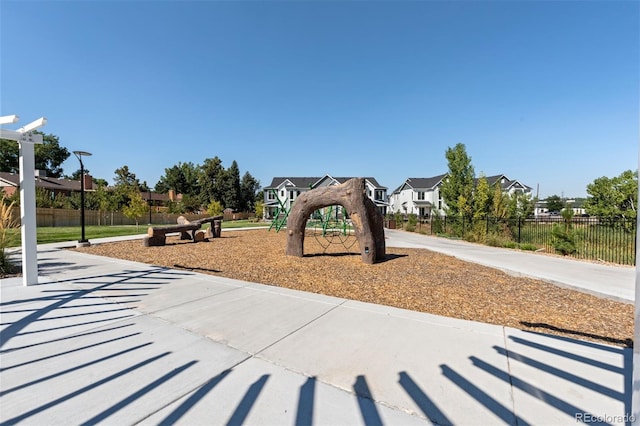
[1,0,638,199]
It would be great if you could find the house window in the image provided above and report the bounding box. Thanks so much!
[289,190,301,201]
[417,192,425,200]
[267,191,275,200]
[375,190,385,200]
[280,190,285,197]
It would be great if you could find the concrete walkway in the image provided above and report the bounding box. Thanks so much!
[385,229,635,303]
[0,231,633,425]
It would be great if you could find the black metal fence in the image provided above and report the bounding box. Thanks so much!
[407,215,637,266]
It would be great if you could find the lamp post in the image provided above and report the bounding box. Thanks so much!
[73,150,92,247]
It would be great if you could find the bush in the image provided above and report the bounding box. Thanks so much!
[431,214,444,234]
[518,243,538,251]
[551,223,576,255]
[0,199,19,276]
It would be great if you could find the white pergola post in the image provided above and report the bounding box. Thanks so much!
[0,115,46,286]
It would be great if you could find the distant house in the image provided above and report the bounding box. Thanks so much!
[484,174,532,197]
[389,173,532,217]
[534,198,587,217]
[388,174,448,218]
[263,175,389,220]
[0,171,175,210]
[0,170,94,198]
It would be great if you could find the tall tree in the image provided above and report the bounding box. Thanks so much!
[239,171,260,212]
[111,165,141,211]
[113,165,141,189]
[0,132,70,177]
[155,162,200,196]
[220,160,241,210]
[198,156,224,205]
[472,175,491,219]
[440,143,475,217]
[584,170,638,221]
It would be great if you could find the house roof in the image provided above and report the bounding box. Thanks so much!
[0,172,86,192]
[266,176,386,190]
[266,177,319,189]
[392,174,448,193]
[483,174,532,191]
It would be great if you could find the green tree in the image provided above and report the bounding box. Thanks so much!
[472,175,492,219]
[198,156,224,206]
[440,143,475,217]
[545,195,564,213]
[155,162,200,196]
[122,192,148,230]
[179,194,202,213]
[491,185,509,219]
[111,166,141,211]
[1,132,70,177]
[207,200,223,216]
[584,170,638,222]
[220,160,241,210]
[113,165,141,189]
[239,171,260,212]
[507,192,535,218]
[254,200,264,220]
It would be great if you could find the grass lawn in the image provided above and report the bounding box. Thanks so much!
[4,220,268,246]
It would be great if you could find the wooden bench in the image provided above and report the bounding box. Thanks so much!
[143,215,223,247]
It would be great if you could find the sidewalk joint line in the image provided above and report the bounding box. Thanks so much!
[253,300,348,356]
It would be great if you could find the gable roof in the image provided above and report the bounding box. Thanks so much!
[483,174,532,191]
[266,177,319,189]
[393,174,448,193]
[0,172,86,192]
[266,176,386,190]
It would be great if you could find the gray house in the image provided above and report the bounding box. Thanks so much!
[263,174,389,220]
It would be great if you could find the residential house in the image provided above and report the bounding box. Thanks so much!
[388,174,447,218]
[0,170,94,197]
[263,175,388,220]
[0,170,174,211]
[534,198,587,217]
[389,173,532,217]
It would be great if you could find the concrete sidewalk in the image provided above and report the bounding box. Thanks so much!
[385,229,635,303]
[0,236,632,425]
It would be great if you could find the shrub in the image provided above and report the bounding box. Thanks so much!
[431,214,444,234]
[0,199,19,276]
[551,223,576,255]
[519,243,538,251]
[503,241,517,249]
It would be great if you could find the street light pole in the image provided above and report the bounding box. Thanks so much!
[73,151,92,247]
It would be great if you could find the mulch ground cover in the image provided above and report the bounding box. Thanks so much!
[74,228,634,347]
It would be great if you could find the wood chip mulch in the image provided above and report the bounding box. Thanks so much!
[73,229,634,348]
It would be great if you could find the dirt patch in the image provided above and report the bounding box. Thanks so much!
[73,229,634,347]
